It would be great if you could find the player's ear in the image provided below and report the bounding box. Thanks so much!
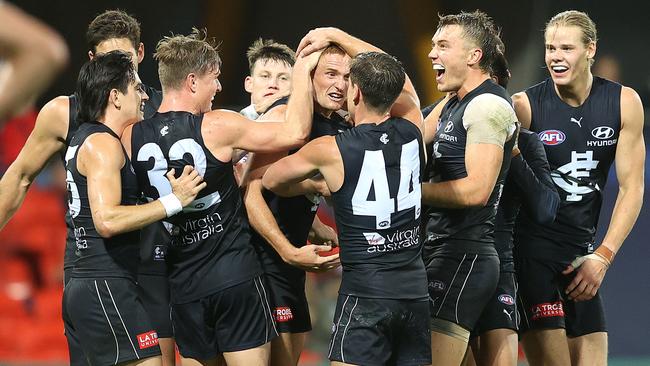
[244,76,253,93]
[467,47,482,67]
[136,42,145,64]
[187,73,197,93]
[586,41,596,62]
[109,88,121,110]
[353,84,361,106]
[88,50,95,61]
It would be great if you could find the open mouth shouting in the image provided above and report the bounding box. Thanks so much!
[433,64,445,81]
[328,91,344,103]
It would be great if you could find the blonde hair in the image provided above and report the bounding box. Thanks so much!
[546,10,597,46]
[154,28,221,90]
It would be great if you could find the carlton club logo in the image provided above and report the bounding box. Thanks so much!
[538,130,566,146]
[591,126,615,140]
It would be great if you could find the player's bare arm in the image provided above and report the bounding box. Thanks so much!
[245,105,339,270]
[263,135,343,197]
[423,94,453,144]
[564,86,645,301]
[0,96,69,229]
[422,94,516,208]
[298,27,423,132]
[80,133,205,237]
[512,91,532,129]
[201,52,322,162]
[0,3,68,121]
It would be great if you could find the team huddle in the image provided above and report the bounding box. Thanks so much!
[0,7,645,366]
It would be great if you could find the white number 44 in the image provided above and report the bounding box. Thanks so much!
[351,140,421,229]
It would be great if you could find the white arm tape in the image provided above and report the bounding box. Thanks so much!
[570,253,610,269]
[159,193,182,217]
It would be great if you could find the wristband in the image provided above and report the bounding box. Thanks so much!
[159,193,182,217]
[595,245,616,264]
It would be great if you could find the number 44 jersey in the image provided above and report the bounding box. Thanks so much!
[331,117,428,300]
[518,77,621,253]
[130,111,262,304]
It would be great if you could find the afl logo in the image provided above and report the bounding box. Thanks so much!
[538,130,566,146]
[498,294,514,305]
[591,126,614,140]
[444,120,454,133]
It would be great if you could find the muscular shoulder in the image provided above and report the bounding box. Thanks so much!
[463,93,517,132]
[511,92,531,129]
[78,131,125,175]
[36,95,70,140]
[620,86,644,131]
[304,135,338,164]
[258,103,287,122]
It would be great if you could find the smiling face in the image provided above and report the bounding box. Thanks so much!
[312,52,351,116]
[245,58,292,108]
[544,25,595,87]
[194,66,222,113]
[428,25,472,93]
[121,72,149,123]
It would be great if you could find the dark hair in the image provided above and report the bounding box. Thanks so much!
[155,28,221,90]
[437,10,502,73]
[76,50,136,123]
[246,38,295,73]
[349,52,405,114]
[491,52,510,88]
[86,10,141,53]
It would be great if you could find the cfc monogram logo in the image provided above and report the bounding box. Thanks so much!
[551,151,599,201]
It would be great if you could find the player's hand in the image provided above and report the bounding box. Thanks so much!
[283,244,340,272]
[511,145,521,157]
[255,91,289,115]
[297,27,341,56]
[308,222,338,246]
[295,49,323,72]
[562,255,608,302]
[167,165,207,206]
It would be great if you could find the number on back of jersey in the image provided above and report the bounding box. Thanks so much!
[137,138,220,212]
[351,140,421,229]
[64,145,81,218]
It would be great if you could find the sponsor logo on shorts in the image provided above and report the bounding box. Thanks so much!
[498,294,514,305]
[531,301,564,320]
[429,280,445,292]
[137,331,159,349]
[275,306,294,322]
[153,245,165,261]
[538,130,566,146]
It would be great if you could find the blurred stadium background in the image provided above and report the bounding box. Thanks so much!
[1,0,648,364]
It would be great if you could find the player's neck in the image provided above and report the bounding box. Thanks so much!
[554,71,593,107]
[353,106,389,126]
[457,71,491,100]
[314,103,334,119]
[97,110,127,137]
[158,89,202,115]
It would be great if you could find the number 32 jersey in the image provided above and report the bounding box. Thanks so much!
[331,117,428,300]
[517,77,621,252]
[130,111,262,304]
